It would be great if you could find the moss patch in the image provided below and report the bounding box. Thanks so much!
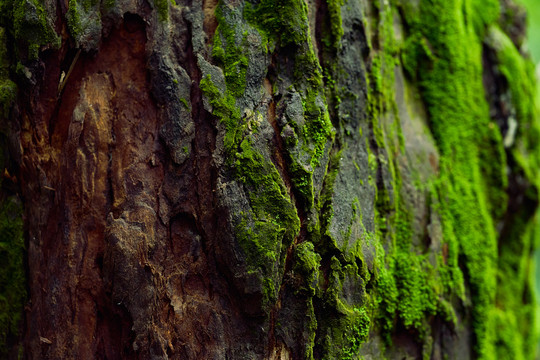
[12,0,60,59]
[395,0,540,357]
[201,73,300,308]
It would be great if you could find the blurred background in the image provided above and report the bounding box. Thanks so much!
[520,0,540,102]
[519,0,540,355]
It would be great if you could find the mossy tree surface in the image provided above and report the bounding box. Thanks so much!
[0,0,539,358]
[205,0,540,357]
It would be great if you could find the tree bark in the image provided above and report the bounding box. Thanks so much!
[0,0,539,358]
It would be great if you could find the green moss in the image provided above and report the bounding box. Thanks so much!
[493,212,537,360]
[393,0,540,357]
[364,3,443,340]
[66,0,82,40]
[316,257,371,360]
[12,0,60,59]
[293,242,321,296]
[201,74,300,308]
[200,75,243,153]
[326,0,344,51]
[302,90,334,169]
[243,0,335,210]
[488,26,540,188]
[243,0,310,46]
[0,197,25,358]
[155,0,169,21]
[213,6,249,98]
[0,80,16,121]
[340,308,370,360]
[179,97,190,110]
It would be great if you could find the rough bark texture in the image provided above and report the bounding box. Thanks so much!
[0,0,539,358]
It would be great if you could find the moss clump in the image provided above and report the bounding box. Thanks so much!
[341,308,370,360]
[12,0,60,59]
[0,197,25,358]
[326,0,344,50]
[199,75,242,154]
[243,0,310,46]
[154,0,169,21]
[319,307,370,360]
[394,0,540,357]
[293,242,322,296]
[179,97,190,110]
[66,0,81,40]
[213,6,249,98]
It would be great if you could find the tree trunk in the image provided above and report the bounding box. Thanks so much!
[0,0,539,358]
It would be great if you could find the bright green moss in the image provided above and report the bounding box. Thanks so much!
[199,75,243,153]
[393,252,437,331]
[394,0,539,357]
[374,256,398,339]
[493,210,537,360]
[340,308,370,360]
[302,90,334,169]
[283,90,334,209]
